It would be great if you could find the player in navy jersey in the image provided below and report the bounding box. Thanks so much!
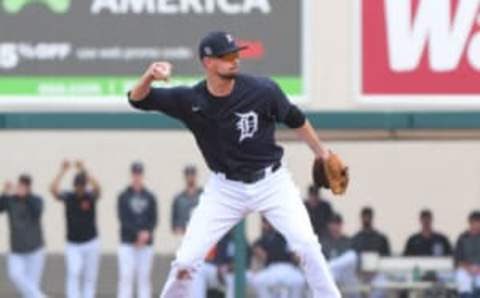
[129,31,341,298]
[50,161,101,298]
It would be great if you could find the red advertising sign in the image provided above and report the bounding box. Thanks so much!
[358,0,480,104]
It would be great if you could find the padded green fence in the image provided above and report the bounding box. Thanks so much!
[1,111,480,130]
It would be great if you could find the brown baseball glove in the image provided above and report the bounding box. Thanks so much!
[312,153,349,195]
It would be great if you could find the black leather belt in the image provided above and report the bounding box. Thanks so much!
[223,161,281,184]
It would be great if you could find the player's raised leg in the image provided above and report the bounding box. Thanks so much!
[255,168,341,298]
[159,174,248,298]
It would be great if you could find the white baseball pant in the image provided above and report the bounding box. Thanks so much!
[251,262,305,298]
[159,167,340,298]
[456,268,480,294]
[66,238,101,298]
[7,248,46,298]
[117,244,154,298]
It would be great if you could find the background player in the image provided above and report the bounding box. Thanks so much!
[0,175,47,298]
[50,160,101,298]
[352,207,391,256]
[404,209,452,257]
[117,161,158,298]
[171,164,201,235]
[454,211,480,298]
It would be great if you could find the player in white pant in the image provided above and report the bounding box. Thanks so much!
[128,31,342,298]
[251,219,306,298]
[117,162,158,298]
[454,211,480,298]
[1,175,47,298]
[50,160,102,298]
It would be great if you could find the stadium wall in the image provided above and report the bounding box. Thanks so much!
[0,129,478,254]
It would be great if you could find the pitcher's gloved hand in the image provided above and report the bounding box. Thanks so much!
[312,153,349,195]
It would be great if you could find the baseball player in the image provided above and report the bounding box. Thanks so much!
[352,207,391,256]
[0,175,47,298]
[251,218,305,298]
[50,161,101,298]
[117,161,158,298]
[403,209,452,257]
[352,207,390,298]
[128,31,341,298]
[454,211,480,298]
[171,165,201,235]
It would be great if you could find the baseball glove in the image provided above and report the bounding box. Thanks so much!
[312,153,349,195]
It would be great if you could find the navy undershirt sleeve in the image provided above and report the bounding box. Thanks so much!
[284,105,306,129]
[268,80,306,128]
[128,87,189,120]
[268,81,292,122]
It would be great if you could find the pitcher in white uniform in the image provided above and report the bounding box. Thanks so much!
[128,31,342,298]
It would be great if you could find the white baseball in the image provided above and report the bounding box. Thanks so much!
[151,62,172,81]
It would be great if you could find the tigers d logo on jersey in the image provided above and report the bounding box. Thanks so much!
[235,111,258,143]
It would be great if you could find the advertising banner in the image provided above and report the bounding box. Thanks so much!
[356,0,480,106]
[0,0,305,109]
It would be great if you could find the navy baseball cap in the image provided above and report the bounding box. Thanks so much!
[183,164,197,175]
[131,162,144,174]
[198,31,248,59]
[469,211,480,222]
[18,174,32,187]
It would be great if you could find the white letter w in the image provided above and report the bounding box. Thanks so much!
[385,0,480,72]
